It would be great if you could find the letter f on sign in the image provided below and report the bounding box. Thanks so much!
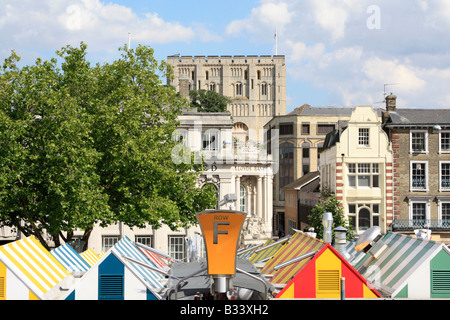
[213,221,229,244]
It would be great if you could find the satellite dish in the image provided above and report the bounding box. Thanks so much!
[355,226,381,252]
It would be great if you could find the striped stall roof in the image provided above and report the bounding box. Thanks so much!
[136,245,171,270]
[355,232,444,296]
[80,248,101,267]
[248,238,288,264]
[0,236,71,299]
[112,236,164,290]
[261,232,326,284]
[51,243,91,273]
[237,244,260,260]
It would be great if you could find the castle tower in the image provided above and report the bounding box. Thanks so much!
[166,55,287,141]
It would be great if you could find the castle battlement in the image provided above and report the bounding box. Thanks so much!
[167,55,285,65]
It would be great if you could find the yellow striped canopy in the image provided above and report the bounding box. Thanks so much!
[261,232,326,284]
[80,248,102,267]
[0,236,70,299]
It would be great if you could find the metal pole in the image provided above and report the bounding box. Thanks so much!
[340,277,345,300]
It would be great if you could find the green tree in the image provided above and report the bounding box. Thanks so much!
[307,188,355,243]
[0,43,217,249]
[189,89,231,112]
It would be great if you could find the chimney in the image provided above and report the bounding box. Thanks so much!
[322,212,333,243]
[385,93,397,111]
[334,226,351,261]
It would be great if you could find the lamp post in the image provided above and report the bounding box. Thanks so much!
[322,212,333,243]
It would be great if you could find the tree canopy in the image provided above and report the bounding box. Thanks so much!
[307,188,355,243]
[0,43,217,249]
[189,89,231,112]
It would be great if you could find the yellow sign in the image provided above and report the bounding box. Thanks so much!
[196,210,247,275]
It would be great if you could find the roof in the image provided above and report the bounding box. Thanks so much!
[111,236,166,292]
[354,232,447,297]
[283,171,320,190]
[288,105,355,116]
[246,237,290,264]
[51,243,91,274]
[260,232,326,284]
[386,108,450,126]
[0,236,71,299]
[80,248,102,267]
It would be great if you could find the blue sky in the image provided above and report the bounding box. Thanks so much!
[2,0,450,113]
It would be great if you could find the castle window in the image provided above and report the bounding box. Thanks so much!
[257,70,261,80]
[261,83,267,95]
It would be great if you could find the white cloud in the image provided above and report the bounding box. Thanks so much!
[0,0,196,54]
[226,1,293,39]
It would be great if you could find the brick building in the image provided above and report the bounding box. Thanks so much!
[383,94,450,243]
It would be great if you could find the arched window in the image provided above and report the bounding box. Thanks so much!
[358,208,371,231]
[240,184,247,212]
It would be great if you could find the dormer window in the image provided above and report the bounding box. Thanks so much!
[358,128,370,147]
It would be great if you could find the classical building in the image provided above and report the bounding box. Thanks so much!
[383,94,450,243]
[166,55,286,142]
[78,110,275,257]
[319,105,393,234]
[264,105,353,236]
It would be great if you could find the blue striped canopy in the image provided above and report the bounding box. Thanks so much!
[51,243,91,273]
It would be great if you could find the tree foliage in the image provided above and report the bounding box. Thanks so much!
[189,89,231,112]
[307,188,355,243]
[0,43,217,249]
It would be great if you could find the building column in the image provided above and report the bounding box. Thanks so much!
[257,175,263,219]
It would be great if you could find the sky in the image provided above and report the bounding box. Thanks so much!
[1,0,450,113]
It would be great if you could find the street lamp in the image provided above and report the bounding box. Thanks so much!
[322,212,333,243]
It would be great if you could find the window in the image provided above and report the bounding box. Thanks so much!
[302,142,310,175]
[347,203,380,233]
[279,143,294,200]
[202,130,219,151]
[205,71,209,80]
[412,202,426,220]
[209,83,216,91]
[358,128,370,147]
[440,131,450,153]
[411,162,428,191]
[410,130,428,153]
[235,83,242,96]
[102,236,119,252]
[240,184,247,212]
[279,123,293,135]
[168,236,185,260]
[302,124,310,135]
[257,70,261,80]
[347,163,380,188]
[317,124,335,135]
[261,83,268,95]
[172,129,188,146]
[441,203,450,221]
[135,236,153,247]
[440,162,450,190]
